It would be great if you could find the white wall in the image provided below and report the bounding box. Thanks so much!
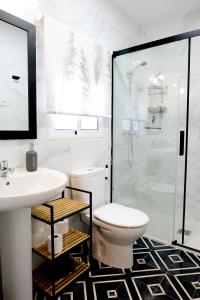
[140,8,200,43]
[39,0,139,50]
[0,0,139,188]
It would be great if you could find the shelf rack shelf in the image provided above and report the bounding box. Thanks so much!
[32,198,90,224]
[33,228,90,260]
[33,260,89,297]
[32,186,92,299]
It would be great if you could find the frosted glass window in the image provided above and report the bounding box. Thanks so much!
[51,115,102,139]
[80,116,98,130]
[54,115,78,130]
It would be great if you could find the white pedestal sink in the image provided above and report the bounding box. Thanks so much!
[0,168,67,300]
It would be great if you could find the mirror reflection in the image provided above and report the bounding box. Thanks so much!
[0,19,28,131]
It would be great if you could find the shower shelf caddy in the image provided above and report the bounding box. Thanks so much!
[31,186,92,299]
[146,84,168,129]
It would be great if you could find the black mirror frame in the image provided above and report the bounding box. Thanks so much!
[0,9,36,140]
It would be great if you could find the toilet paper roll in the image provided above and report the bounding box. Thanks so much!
[47,233,63,254]
[56,219,69,235]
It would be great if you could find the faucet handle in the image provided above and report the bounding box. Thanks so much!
[0,160,8,170]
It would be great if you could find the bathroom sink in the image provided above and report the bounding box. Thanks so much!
[0,167,67,211]
[0,167,67,300]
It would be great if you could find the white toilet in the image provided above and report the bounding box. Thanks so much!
[70,167,149,269]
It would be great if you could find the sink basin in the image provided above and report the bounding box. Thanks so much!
[0,167,67,211]
[0,167,67,300]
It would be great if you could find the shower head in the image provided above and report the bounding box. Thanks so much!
[127,61,147,77]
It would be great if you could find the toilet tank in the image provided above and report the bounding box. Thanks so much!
[70,167,105,211]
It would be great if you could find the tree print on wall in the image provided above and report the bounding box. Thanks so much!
[106,50,112,86]
[94,45,103,86]
[63,31,78,81]
[80,49,91,98]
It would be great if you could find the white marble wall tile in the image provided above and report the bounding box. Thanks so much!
[0,0,138,202]
[38,0,139,50]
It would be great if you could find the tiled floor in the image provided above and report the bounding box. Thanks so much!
[33,237,200,300]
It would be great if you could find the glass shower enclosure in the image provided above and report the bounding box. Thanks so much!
[112,31,200,251]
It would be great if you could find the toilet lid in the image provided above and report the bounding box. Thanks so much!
[93,203,149,228]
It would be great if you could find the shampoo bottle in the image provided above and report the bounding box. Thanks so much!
[26,143,38,172]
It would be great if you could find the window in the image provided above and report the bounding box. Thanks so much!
[54,115,79,130]
[49,114,103,139]
[80,116,98,130]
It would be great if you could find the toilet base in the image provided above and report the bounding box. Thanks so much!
[92,226,133,269]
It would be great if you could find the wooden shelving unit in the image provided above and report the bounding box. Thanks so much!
[32,186,92,299]
[33,260,89,297]
[33,229,90,260]
[32,198,90,224]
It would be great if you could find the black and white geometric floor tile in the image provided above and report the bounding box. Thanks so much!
[155,248,199,271]
[60,281,87,300]
[131,274,183,299]
[33,236,200,300]
[195,255,200,263]
[148,238,173,249]
[133,237,149,251]
[133,237,174,252]
[92,279,132,300]
[89,258,126,278]
[174,273,200,299]
[130,251,161,273]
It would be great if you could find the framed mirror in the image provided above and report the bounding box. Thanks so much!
[0,9,36,139]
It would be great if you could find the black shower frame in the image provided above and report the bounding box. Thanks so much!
[111,28,200,253]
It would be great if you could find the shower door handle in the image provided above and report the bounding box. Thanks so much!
[179,131,185,156]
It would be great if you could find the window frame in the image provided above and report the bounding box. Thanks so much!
[48,114,104,139]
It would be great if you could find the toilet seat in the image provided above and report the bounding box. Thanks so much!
[93,203,149,228]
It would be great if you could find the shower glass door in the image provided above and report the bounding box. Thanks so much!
[184,36,200,249]
[112,39,189,243]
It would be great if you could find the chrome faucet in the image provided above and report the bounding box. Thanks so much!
[0,160,15,177]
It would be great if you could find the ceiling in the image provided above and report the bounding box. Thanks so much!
[110,0,200,26]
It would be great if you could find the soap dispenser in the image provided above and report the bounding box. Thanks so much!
[26,143,38,172]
